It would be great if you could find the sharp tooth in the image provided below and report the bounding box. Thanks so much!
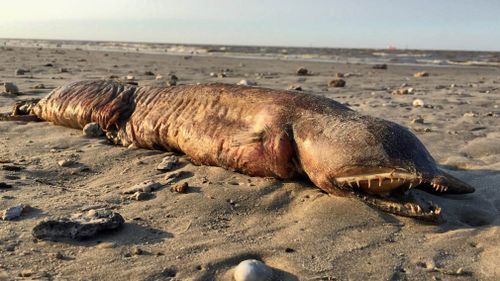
[443,186,448,192]
[347,181,353,188]
[410,205,416,213]
[418,178,423,184]
[378,177,383,187]
[367,179,371,188]
[390,177,394,183]
[409,182,413,189]
[355,179,360,187]
[416,205,422,213]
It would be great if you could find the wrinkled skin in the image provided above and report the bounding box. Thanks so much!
[4,80,474,221]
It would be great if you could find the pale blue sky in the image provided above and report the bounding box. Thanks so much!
[0,0,499,51]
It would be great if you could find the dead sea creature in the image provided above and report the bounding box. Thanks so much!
[2,80,474,221]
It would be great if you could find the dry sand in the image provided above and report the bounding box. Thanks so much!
[0,46,499,280]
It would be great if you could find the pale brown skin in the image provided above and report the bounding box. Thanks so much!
[3,80,475,221]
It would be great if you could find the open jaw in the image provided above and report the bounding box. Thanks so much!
[332,170,448,221]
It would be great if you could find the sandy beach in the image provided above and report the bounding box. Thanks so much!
[1,44,499,280]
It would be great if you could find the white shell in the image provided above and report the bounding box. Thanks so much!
[234,259,273,281]
[412,99,425,107]
[237,80,257,86]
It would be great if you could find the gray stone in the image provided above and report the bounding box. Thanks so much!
[15,69,27,75]
[157,155,179,171]
[2,82,19,94]
[0,182,13,189]
[296,67,309,76]
[82,122,103,138]
[328,79,346,88]
[32,209,124,240]
[1,204,30,220]
[129,191,152,201]
[372,64,388,69]
[123,180,162,194]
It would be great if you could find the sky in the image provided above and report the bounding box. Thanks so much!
[0,0,499,51]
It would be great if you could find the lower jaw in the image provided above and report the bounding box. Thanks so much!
[353,191,442,221]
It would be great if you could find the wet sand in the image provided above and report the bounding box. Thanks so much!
[1,45,499,280]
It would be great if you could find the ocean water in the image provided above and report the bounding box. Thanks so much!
[2,38,499,67]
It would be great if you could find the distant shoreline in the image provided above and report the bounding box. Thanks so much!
[2,38,500,68]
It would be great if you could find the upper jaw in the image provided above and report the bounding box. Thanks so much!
[332,167,444,193]
[331,168,449,221]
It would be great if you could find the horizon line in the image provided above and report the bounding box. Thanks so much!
[2,37,499,53]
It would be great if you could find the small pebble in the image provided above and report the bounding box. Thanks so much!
[1,204,31,220]
[123,180,162,194]
[233,259,273,281]
[58,159,75,167]
[328,78,346,88]
[157,155,179,171]
[296,67,309,76]
[82,122,103,138]
[52,251,64,260]
[0,182,13,189]
[171,182,188,193]
[18,270,34,277]
[287,84,302,91]
[411,117,425,124]
[237,79,257,86]
[392,87,414,95]
[129,191,151,201]
[131,247,143,255]
[372,64,387,69]
[412,99,425,107]
[15,69,27,75]
[2,82,19,94]
[414,71,429,77]
[96,242,116,249]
